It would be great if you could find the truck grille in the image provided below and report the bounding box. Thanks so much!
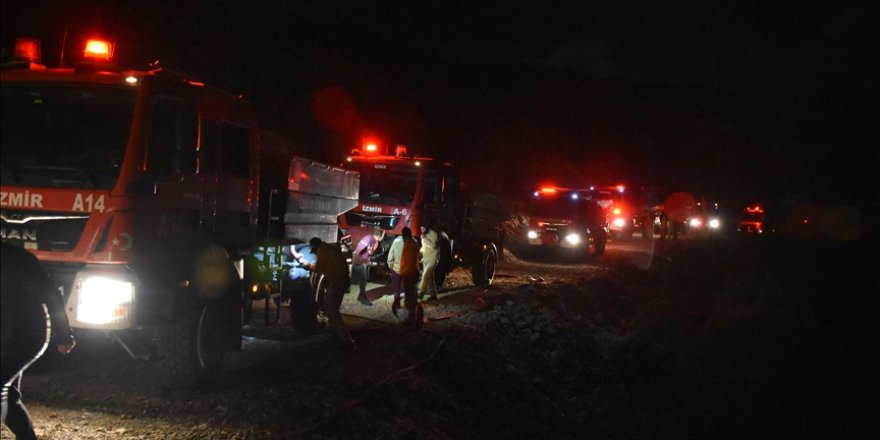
[1,210,90,251]
[344,212,399,230]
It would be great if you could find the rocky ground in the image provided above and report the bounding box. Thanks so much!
[2,237,876,439]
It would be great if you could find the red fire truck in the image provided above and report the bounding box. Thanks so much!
[0,37,357,386]
[737,204,765,234]
[521,185,608,256]
[590,185,652,241]
[338,144,509,286]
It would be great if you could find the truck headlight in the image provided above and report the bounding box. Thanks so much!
[527,230,539,239]
[612,218,626,228]
[708,218,720,229]
[72,270,135,329]
[564,233,581,245]
[689,218,702,228]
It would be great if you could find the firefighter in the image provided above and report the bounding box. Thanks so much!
[307,237,355,349]
[1,243,76,439]
[418,222,440,301]
[387,234,405,312]
[397,227,422,327]
[351,228,385,306]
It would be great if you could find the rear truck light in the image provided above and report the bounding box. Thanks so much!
[14,38,42,63]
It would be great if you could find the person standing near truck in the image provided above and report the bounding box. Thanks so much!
[351,228,385,306]
[308,237,354,349]
[387,234,405,310]
[418,223,440,301]
[2,243,76,439]
[397,227,422,326]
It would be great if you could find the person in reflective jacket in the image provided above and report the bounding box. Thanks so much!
[1,243,76,439]
[397,227,422,326]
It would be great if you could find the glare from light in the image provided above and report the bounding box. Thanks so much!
[83,39,113,61]
[527,230,539,239]
[564,233,580,245]
[125,75,138,85]
[689,218,702,228]
[612,218,626,228]
[571,193,578,200]
[77,277,134,325]
[708,218,720,229]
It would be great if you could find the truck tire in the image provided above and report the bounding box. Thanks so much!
[434,236,453,289]
[592,230,607,256]
[242,286,253,325]
[158,300,225,388]
[290,280,321,335]
[471,246,497,286]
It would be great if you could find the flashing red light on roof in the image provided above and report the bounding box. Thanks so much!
[613,207,622,215]
[746,205,764,213]
[539,186,557,195]
[364,143,378,153]
[14,38,42,63]
[83,38,113,62]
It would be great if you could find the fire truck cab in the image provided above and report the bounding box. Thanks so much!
[738,205,765,235]
[339,144,508,287]
[590,185,652,241]
[2,37,259,386]
[521,185,608,256]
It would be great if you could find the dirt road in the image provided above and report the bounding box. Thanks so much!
[3,236,876,439]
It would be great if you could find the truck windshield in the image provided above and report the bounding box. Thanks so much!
[530,196,582,219]
[354,164,422,206]
[1,84,136,189]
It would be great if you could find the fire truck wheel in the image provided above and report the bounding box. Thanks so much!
[242,288,253,325]
[471,247,497,286]
[290,282,321,335]
[435,237,453,289]
[593,232,607,256]
[642,224,653,241]
[158,301,225,388]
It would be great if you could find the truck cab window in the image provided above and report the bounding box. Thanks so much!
[221,122,250,177]
[147,99,198,178]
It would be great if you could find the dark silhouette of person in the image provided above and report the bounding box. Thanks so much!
[307,237,354,349]
[1,243,76,439]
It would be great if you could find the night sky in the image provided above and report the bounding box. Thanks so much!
[2,1,877,213]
